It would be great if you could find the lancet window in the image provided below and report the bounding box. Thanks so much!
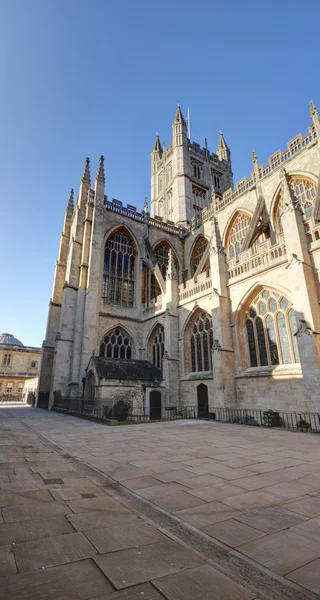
[102,228,135,307]
[99,328,132,359]
[245,289,299,367]
[190,237,209,275]
[152,324,165,371]
[190,311,213,373]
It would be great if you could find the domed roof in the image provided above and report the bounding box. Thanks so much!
[0,333,24,347]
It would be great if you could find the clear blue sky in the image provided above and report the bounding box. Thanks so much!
[0,0,319,347]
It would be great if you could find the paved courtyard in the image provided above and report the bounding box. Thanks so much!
[1,405,320,599]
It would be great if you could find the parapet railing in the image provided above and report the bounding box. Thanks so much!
[104,198,188,237]
[215,125,317,213]
[227,235,286,281]
[179,272,212,302]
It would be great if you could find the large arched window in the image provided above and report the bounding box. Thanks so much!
[245,289,299,367]
[99,328,132,359]
[150,242,178,300]
[189,311,213,373]
[275,176,317,235]
[226,213,251,260]
[152,324,165,371]
[102,228,135,306]
[190,237,209,276]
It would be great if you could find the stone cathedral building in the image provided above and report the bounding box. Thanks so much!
[38,103,320,415]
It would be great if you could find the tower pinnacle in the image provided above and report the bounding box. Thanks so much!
[152,134,162,154]
[173,104,186,125]
[81,157,91,185]
[96,155,105,183]
[67,188,74,216]
[217,131,230,162]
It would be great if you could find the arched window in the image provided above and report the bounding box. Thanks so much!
[99,328,132,359]
[226,213,251,260]
[102,228,135,306]
[190,237,209,276]
[150,243,178,300]
[275,177,317,233]
[190,311,213,372]
[245,289,300,367]
[152,324,165,371]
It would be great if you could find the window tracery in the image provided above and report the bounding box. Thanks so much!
[190,237,209,275]
[99,328,132,359]
[245,289,299,367]
[152,324,165,371]
[275,177,317,233]
[102,228,135,306]
[190,311,213,372]
[226,213,251,260]
[150,243,178,300]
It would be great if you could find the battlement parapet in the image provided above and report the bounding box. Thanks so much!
[214,124,317,213]
[103,197,188,237]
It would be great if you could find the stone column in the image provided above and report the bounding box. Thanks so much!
[209,219,235,408]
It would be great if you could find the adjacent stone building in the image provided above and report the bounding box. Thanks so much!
[0,333,41,400]
[38,102,320,415]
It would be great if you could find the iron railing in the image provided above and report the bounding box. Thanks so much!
[213,407,320,433]
[52,396,320,433]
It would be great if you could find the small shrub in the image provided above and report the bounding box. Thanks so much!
[263,410,284,428]
[296,418,311,431]
[175,407,185,419]
[113,399,131,421]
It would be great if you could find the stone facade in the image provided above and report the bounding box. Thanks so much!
[0,334,41,400]
[39,102,320,414]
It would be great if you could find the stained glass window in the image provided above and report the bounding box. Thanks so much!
[244,289,300,367]
[275,177,317,233]
[152,325,165,371]
[102,229,135,306]
[226,213,250,260]
[150,243,178,300]
[277,312,291,364]
[191,237,209,275]
[256,317,268,366]
[246,320,257,367]
[99,328,132,359]
[190,312,213,372]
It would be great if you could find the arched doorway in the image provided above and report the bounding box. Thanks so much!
[150,390,162,420]
[197,384,208,418]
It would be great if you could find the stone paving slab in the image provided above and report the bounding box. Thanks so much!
[13,531,97,572]
[204,518,266,547]
[0,545,17,576]
[235,506,308,534]
[92,582,165,600]
[94,539,204,589]
[2,501,71,523]
[0,516,73,545]
[68,508,139,531]
[286,558,320,595]
[153,564,257,600]
[84,522,167,553]
[0,558,113,600]
[67,496,123,513]
[239,530,320,575]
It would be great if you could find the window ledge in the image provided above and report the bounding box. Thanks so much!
[236,364,302,379]
[180,371,213,381]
